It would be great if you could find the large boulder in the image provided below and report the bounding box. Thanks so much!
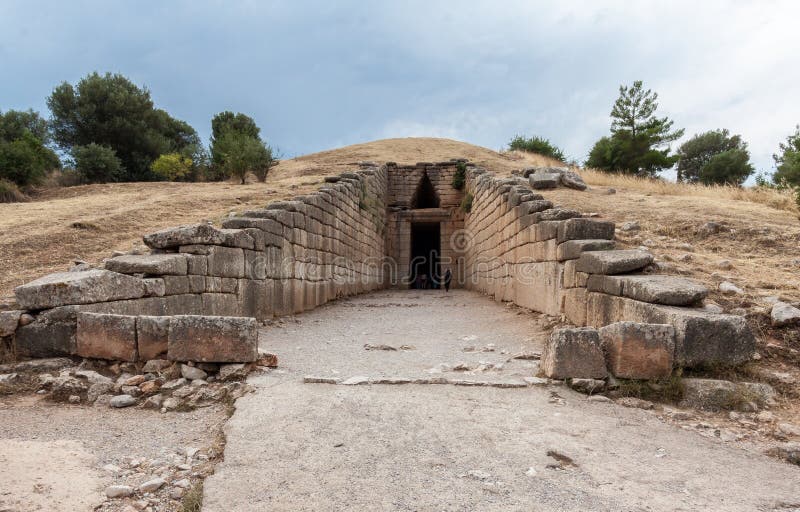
[14,270,147,310]
[168,315,258,363]
[680,378,775,411]
[541,328,607,379]
[598,322,675,379]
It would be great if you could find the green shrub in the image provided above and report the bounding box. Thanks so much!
[151,153,193,181]
[508,135,566,162]
[0,178,27,203]
[460,192,473,213]
[451,162,466,190]
[0,132,59,187]
[72,143,124,183]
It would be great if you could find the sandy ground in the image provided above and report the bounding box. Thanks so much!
[203,290,800,512]
[0,395,227,512]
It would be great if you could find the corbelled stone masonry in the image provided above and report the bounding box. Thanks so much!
[1,160,756,374]
[461,167,755,370]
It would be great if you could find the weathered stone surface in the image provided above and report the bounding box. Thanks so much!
[557,218,615,243]
[599,322,675,379]
[570,378,605,394]
[771,302,800,327]
[143,223,254,249]
[105,254,188,276]
[76,313,138,361]
[181,364,208,380]
[719,281,744,295]
[529,173,560,189]
[556,239,615,261]
[575,250,654,275]
[541,328,607,379]
[206,246,245,278]
[559,169,588,191]
[680,378,775,412]
[0,357,73,373]
[143,278,166,297]
[168,315,258,363]
[15,270,147,310]
[14,319,76,358]
[0,310,22,337]
[137,316,171,360]
[585,292,756,368]
[587,274,708,306]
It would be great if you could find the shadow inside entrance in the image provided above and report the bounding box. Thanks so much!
[410,222,440,289]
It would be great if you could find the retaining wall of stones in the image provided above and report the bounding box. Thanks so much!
[462,168,755,370]
[4,164,389,361]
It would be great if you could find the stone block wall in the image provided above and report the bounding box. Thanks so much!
[6,164,389,359]
[462,168,755,369]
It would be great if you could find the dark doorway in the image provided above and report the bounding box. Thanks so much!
[412,172,440,209]
[410,222,441,289]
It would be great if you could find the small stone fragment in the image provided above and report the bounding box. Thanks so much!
[105,485,134,498]
[109,394,137,408]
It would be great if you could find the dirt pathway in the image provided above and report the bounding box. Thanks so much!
[203,290,799,511]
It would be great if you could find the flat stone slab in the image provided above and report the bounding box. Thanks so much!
[575,250,654,275]
[105,254,188,276]
[556,239,615,261]
[14,270,147,310]
[557,218,615,243]
[587,274,708,306]
[143,224,254,250]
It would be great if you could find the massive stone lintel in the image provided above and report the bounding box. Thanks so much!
[168,315,258,363]
[587,274,708,306]
[143,224,254,250]
[105,254,189,276]
[14,270,147,310]
[575,250,653,275]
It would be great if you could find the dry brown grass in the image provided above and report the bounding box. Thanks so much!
[579,168,799,216]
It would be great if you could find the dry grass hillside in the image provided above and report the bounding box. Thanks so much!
[1,136,798,313]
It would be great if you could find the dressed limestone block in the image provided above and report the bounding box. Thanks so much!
[541,328,607,379]
[557,218,615,243]
[205,246,245,278]
[163,294,203,316]
[105,254,188,276]
[532,208,582,223]
[222,216,283,236]
[586,274,708,306]
[168,315,258,363]
[514,261,562,316]
[201,293,241,317]
[562,288,588,325]
[598,322,675,379]
[14,319,76,358]
[144,224,254,250]
[576,250,654,275]
[76,312,138,361]
[15,270,147,310]
[240,279,274,320]
[557,239,616,261]
[137,316,170,360]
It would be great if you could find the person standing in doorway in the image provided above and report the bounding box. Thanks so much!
[443,267,452,293]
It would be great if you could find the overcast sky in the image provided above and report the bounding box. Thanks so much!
[2,0,799,179]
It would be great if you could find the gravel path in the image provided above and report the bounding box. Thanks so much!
[204,289,800,511]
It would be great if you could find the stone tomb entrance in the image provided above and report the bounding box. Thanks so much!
[410,221,440,288]
[385,162,466,288]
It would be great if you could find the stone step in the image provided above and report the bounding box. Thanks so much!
[587,274,709,306]
[575,249,653,275]
[105,254,189,276]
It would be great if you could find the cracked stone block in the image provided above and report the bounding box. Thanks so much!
[76,312,137,361]
[168,315,258,363]
[541,328,607,379]
[105,254,188,276]
[14,270,147,310]
[143,223,254,250]
[575,250,654,275]
[599,322,675,379]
